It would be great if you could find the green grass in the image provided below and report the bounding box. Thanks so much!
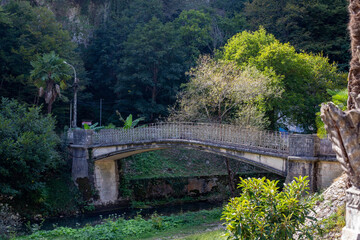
[122,148,266,179]
[321,203,346,234]
[181,230,226,240]
[14,208,223,240]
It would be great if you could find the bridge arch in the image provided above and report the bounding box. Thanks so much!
[68,122,342,205]
[91,140,288,176]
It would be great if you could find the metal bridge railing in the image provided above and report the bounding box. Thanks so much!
[88,122,289,153]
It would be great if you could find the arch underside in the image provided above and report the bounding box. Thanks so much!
[90,140,288,176]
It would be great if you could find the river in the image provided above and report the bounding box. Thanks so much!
[39,200,224,231]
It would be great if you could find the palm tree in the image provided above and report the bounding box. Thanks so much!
[348,0,360,111]
[321,0,360,188]
[30,51,71,113]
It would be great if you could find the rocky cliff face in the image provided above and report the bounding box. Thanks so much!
[25,0,213,46]
[29,0,109,46]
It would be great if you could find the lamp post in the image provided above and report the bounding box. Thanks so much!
[64,61,78,128]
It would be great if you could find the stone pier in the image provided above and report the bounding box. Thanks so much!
[342,187,360,240]
[94,160,119,204]
[286,134,343,192]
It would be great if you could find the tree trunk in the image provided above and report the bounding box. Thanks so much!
[224,158,235,197]
[152,64,158,104]
[320,0,360,188]
[348,0,360,110]
[47,101,53,114]
[321,2,360,238]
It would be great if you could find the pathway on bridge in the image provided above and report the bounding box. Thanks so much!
[72,122,290,154]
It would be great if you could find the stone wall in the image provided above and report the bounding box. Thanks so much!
[121,173,284,202]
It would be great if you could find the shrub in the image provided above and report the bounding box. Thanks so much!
[0,203,21,239]
[0,98,62,216]
[221,176,320,240]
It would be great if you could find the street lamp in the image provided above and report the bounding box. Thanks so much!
[64,61,78,128]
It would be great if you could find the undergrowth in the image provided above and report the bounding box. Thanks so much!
[14,208,222,240]
[321,203,346,234]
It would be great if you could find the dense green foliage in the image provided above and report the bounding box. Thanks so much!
[316,88,348,138]
[30,52,71,113]
[81,0,349,128]
[0,98,62,212]
[17,208,222,240]
[0,0,349,131]
[222,176,320,239]
[84,2,248,122]
[0,1,86,126]
[244,0,349,71]
[220,28,346,131]
[170,55,282,128]
[0,0,352,225]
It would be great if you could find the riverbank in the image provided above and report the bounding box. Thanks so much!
[38,200,224,231]
[14,208,223,240]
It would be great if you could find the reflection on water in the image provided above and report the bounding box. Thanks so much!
[40,201,224,231]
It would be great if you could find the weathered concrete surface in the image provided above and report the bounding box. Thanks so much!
[286,156,317,192]
[71,147,89,180]
[185,177,218,195]
[317,160,343,190]
[342,187,360,240]
[285,134,342,191]
[90,140,288,176]
[69,129,341,205]
[285,156,342,192]
[94,160,119,205]
[289,134,319,157]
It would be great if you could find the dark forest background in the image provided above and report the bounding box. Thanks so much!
[0,0,349,131]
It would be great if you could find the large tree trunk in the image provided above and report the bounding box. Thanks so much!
[348,0,360,111]
[321,0,360,188]
[321,2,360,238]
[47,100,53,114]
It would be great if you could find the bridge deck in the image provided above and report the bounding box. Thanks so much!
[69,122,290,154]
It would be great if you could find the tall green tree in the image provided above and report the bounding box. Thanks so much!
[220,28,346,132]
[0,1,88,127]
[0,1,76,102]
[30,52,71,113]
[0,98,61,211]
[170,55,282,128]
[83,0,166,123]
[173,10,212,59]
[244,0,349,70]
[116,17,186,120]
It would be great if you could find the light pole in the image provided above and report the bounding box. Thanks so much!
[64,61,78,128]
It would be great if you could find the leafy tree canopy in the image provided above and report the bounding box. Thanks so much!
[0,98,61,207]
[222,176,320,239]
[244,0,349,70]
[30,52,71,113]
[0,1,87,127]
[116,17,187,121]
[219,28,346,132]
[170,55,282,129]
[84,3,248,123]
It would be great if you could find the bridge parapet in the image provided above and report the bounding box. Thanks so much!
[286,134,339,192]
[67,124,344,205]
[68,122,289,153]
[289,134,319,157]
[288,134,335,158]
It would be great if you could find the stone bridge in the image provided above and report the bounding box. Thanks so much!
[68,122,342,205]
